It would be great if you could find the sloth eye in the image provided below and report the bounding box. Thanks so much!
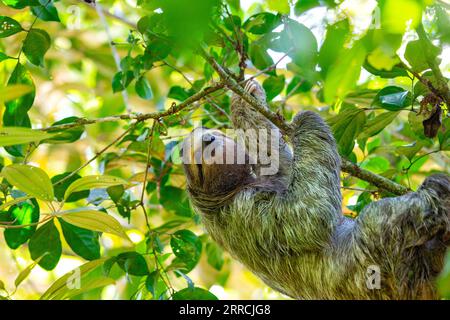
[202,134,215,147]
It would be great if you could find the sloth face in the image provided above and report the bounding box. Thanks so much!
[181,127,254,194]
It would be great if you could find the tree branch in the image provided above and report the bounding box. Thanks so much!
[199,47,410,196]
[41,83,225,132]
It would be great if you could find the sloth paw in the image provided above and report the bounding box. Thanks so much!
[244,79,267,103]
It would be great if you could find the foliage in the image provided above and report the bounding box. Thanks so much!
[0,0,449,300]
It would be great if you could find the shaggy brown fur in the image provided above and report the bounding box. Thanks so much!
[182,80,450,299]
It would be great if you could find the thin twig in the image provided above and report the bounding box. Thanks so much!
[40,83,225,132]
[53,124,136,187]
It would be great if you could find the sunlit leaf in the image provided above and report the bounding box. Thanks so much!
[40,258,108,300]
[64,175,128,201]
[267,0,289,14]
[0,84,34,103]
[324,41,366,103]
[4,199,40,249]
[1,0,40,9]
[58,209,129,240]
[0,127,55,147]
[381,0,423,34]
[1,164,54,201]
[319,19,349,78]
[15,256,43,288]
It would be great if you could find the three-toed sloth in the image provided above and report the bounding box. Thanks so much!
[181,80,450,299]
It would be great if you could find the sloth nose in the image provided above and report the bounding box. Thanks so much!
[202,134,215,147]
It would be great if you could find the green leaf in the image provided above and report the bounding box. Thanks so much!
[144,38,171,61]
[62,277,115,300]
[29,220,62,271]
[172,287,218,300]
[40,258,108,300]
[206,242,224,271]
[324,41,366,103]
[363,60,408,78]
[347,191,373,214]
[329,106,366,156]
[294,0,337,15]
[145,271,162,297]
[249,40,274,73]
[283,19,318,71]
[319,19,350,78]
[43,117,85,144]
[404,39,440,73]
[0,195,32,211]
[1,164,54,201]
[381,0,422,34]
[267,0,289,14]
[23,28,51,67]
[243,12,281,34]
[64,175,128,201]
[396,142,423,160]
[438,118,450,151]
[436,4,450,44]
[286,76,313,96]
[358,111,400,140]
[31,0,60,22]
[3,63,35,128]
[0,127,55,147]
[372,86,411,111]
[4,199,40,249]
[116,252,149,276]
[135,76,153,100]
[112,71,134,93]
[170,230,202,270]
[361,156,390,174]
[1,0,40,9]
[159,186,193,217]
[0,51,10,62]
[168,86,191,101]
[52,173,89,203]
[0,16,22,38]
[408,111,429,141]
[263,75,285,101]
[0,84,34,104]
[58,209,129,240]
[59,219,100,261]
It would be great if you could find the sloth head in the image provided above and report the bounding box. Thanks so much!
[181,127,255,201]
